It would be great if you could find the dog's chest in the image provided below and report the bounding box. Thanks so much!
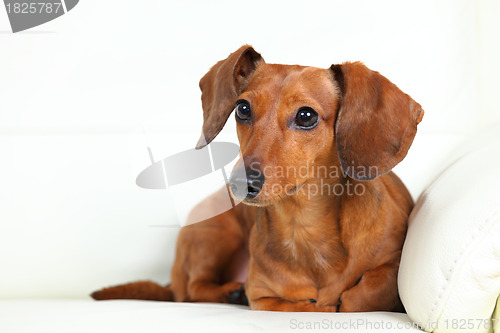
[281,225,346,272]
[262,204,347,272]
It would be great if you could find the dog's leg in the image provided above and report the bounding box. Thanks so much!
[187,279,244,303]
[170,243,247,304]
[170,190,251,304]
[338,262,404,312]
[170,220,248,304]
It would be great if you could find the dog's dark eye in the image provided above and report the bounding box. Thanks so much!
[295,107,318,129]
[235,100,251,122]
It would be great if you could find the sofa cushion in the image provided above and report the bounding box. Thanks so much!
[0,300,426,333]
[398,128,500,333]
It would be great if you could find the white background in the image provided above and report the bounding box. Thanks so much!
[0,0,499,298]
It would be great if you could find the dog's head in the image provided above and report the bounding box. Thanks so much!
[196,45,423,206]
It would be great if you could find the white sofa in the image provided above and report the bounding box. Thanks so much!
[1,1,500,332]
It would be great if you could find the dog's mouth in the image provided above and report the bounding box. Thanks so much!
[233,183,300,207]
[241,196,278,207]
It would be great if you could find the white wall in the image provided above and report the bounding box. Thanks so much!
[477,0,500,127]
[0,0,498,298]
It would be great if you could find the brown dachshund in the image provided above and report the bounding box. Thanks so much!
[92,45,423,312]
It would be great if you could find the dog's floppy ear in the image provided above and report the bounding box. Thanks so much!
[331,62,424,180]
[196,45,264,149]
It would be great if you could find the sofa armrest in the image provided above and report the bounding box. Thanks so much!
[398,129,500,333]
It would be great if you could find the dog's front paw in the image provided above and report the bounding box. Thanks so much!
[338,289,358,312]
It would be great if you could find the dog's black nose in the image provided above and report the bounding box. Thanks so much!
[229,161,265,200]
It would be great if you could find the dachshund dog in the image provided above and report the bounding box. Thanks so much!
[92,45,423,312]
